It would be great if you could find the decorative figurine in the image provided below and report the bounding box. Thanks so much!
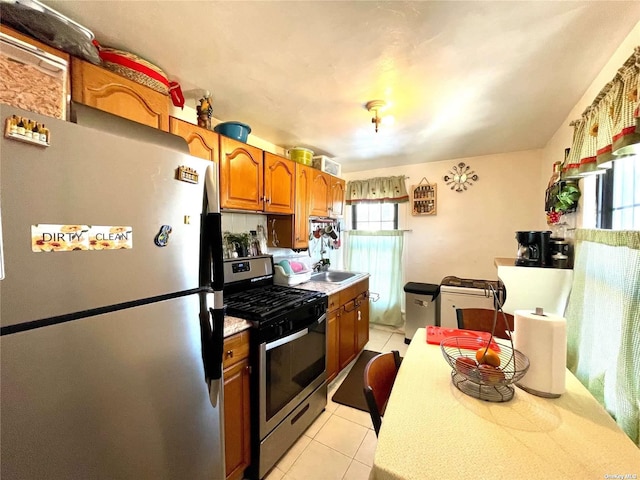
[196,92,213,129]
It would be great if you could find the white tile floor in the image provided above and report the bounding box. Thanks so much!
[263,325,408,480]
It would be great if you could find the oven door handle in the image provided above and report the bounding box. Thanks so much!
[266,328,309,351]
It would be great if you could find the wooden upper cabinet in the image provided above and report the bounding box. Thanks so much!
[331,177,346,217]
[310,170,332,217]
[220,136,264,210]
[71,58,170,131]
[169,117,219,163]
[266,163,310,249]
[293,164,311,248]
[263,153,295,214]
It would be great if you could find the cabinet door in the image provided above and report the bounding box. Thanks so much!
[293,164,311,248]
[264,153,295,214]
[327,308,340,383]
[223,357,251,480]
[356,292,370,352]
[169,117,219,163]
[310,170,331,217]
[71,58,169,131]
[354,279,370,352]
[220,137,264,210]
[330,177,346,218]
[338,301,357,370]
[266,163,310,249]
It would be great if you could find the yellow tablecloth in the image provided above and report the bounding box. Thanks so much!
[370,328,640,480]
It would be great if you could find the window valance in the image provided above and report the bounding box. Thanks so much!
[345,176,409,205]
[563,47,640,178]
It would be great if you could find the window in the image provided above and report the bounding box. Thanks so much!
[597,157,640,229]
[351,203,398,230]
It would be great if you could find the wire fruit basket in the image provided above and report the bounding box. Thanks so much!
[440,285,530,402]
[441,337,529,402]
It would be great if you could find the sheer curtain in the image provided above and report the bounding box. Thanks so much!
[564,229,640,446]
[345,230,404,327]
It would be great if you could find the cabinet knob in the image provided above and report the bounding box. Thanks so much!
[227,350,234,358]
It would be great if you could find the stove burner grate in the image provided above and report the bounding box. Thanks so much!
[225,285,324,321]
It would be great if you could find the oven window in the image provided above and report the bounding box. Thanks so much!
[266,323,326,421]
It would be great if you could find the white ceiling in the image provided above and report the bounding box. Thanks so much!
[44,1,640,172]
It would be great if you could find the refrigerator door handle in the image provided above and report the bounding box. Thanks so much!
[200,304,225,408]
[208,307,224,382]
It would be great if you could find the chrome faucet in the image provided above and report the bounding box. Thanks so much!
[313,259,330,272]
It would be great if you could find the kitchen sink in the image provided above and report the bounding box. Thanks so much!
[310,271,358,283]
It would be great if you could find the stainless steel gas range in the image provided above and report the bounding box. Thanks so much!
[223,255,328,480]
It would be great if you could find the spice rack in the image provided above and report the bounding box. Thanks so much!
[411,178,437,216]
[4,115,50,147]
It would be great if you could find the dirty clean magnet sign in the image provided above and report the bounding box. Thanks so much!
[31,224,133,252]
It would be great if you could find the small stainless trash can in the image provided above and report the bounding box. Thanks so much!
[404,282,440,344]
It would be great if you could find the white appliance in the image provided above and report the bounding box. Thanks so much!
[439,276,500,328]
[497,262,573,316]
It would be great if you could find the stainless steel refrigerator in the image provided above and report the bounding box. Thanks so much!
[0,104,226,479]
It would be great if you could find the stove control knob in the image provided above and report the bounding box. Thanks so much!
[289,320,294,332]
[276,324,284,337]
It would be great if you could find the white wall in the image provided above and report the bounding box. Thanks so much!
[341,22,640,286]
[343,149,544,285]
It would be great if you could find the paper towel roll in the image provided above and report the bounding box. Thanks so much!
[513,309,567,397]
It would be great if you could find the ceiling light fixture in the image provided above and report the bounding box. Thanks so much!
[366,100,387,133]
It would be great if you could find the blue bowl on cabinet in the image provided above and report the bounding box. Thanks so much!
[214,121,252,142]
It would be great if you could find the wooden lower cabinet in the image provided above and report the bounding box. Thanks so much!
[223,331,251,480]
[355,290,370,352]
[338,303,357,370]
[330,278,370,376]
[326,293,341,383]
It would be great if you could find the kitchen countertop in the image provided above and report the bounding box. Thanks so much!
[223,271,369,337]
[494,257,517,267]
[371,328,640,480]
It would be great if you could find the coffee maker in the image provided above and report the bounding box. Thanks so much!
[515,231,551,267]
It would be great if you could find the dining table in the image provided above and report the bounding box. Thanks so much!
[370,328,640,480]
